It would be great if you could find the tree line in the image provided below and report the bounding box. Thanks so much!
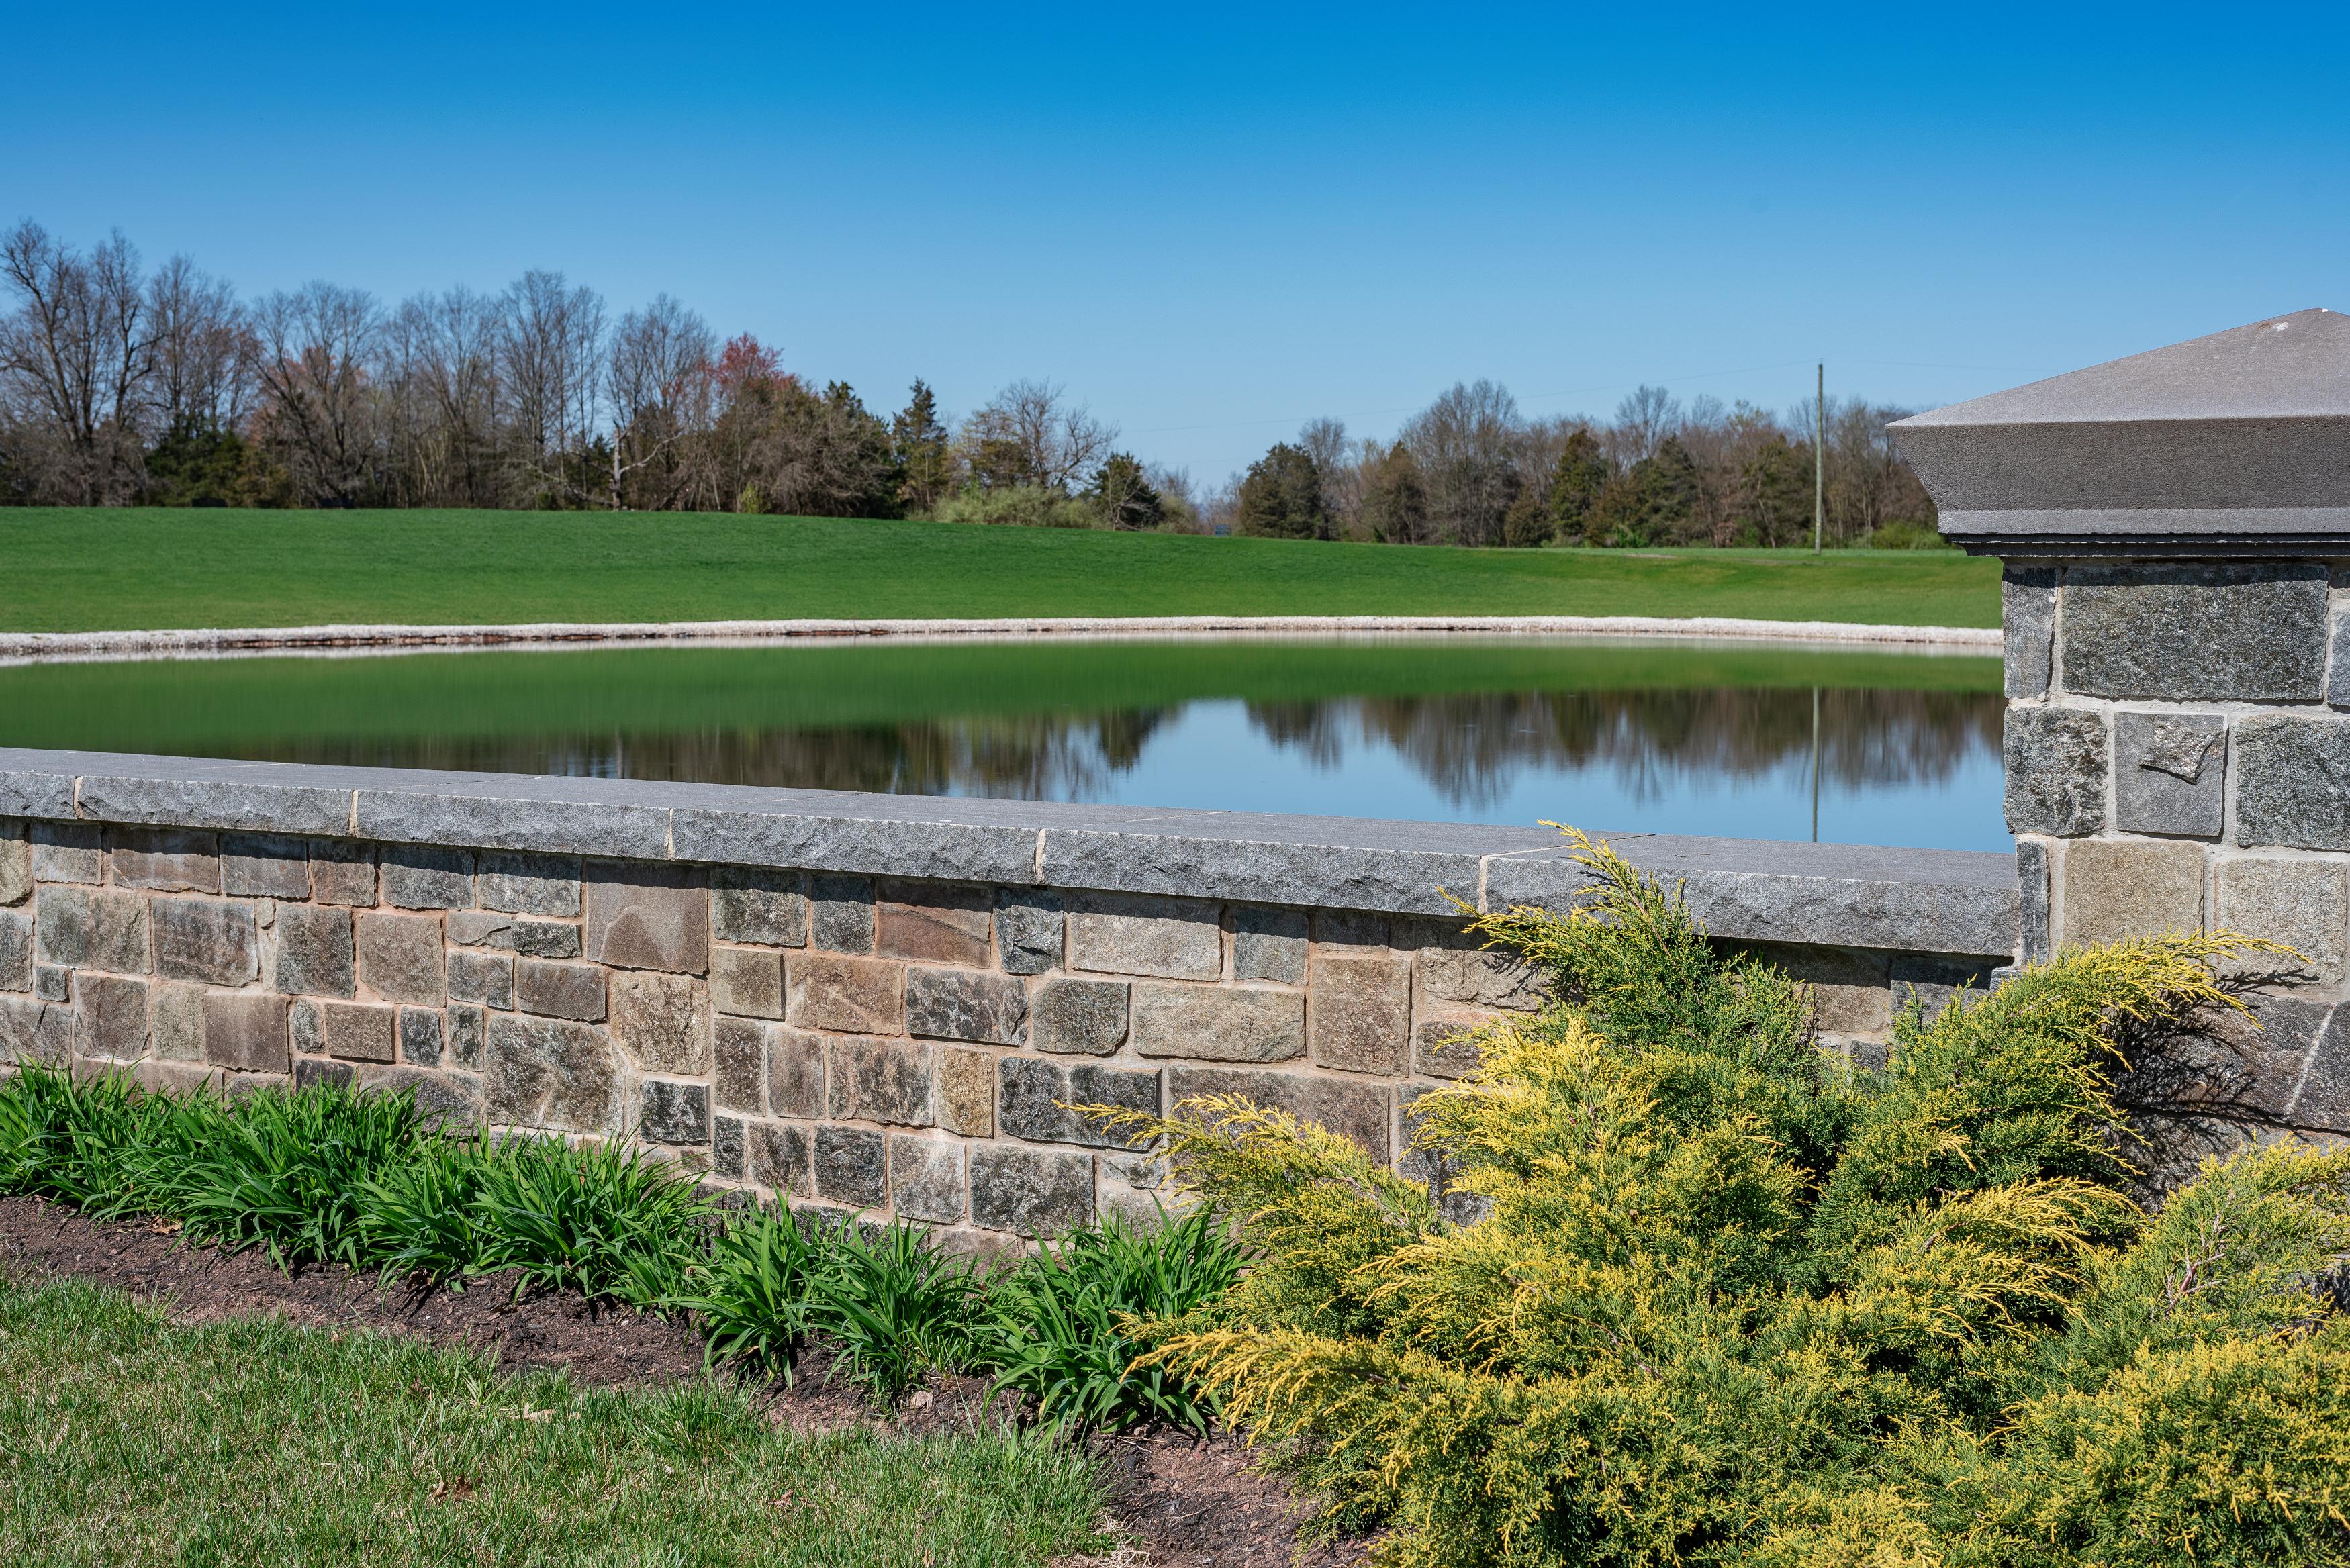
[0,218,1938,546]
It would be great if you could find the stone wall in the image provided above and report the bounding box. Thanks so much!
[0,749,2019,1246]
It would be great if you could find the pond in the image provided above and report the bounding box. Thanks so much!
[0,637,2008,852]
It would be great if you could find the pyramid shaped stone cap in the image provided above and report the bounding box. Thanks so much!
[1890,309,2350,557]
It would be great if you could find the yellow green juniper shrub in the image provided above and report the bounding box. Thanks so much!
[1109,832,2350,1568]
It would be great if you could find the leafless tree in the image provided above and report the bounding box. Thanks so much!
[252,281,383,505]
[961,379,1116,493]
[1401,379,1523,546]
[607,294,714,509]
[0,222,155,503]
[500,270,606,494]
[382,285,504,506]
[146,254,252,437]
[1608,383,1682,467]
[1297,415,1360,531]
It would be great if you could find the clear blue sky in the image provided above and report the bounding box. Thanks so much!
[7,2,2345,481]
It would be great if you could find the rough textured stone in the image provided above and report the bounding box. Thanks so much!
[2235,714,2350,852]
[810,874,876,952]
[1730,942,1895,1034]
[609,971,710,1073]
[2002,565,2055,699]
[713,1016,767,1112]
[2332,611,2350,712]
[380,844,475,910]
[109,828,220,893]
[153,897,258,986]
[359,1065,481,1127]
[1167,1065,1390,1161]
[0,995,70,1065]
[74,974,148,1060]
[399,1006,442,1066]
[1309,952,1411,1075]
[640,1079,710,1145]
[1033,977,1128,1055]
[906,967,1027,1045]
[273,903,354,997]
[1414,945,1546,1010]
[289,997,323,1057]
[813,1125,887,1206]
[2214,856,2349,983]
[827,1036,933,1126]
[2003,707,2109,836]
[877,886,992,966]
[711,866,806,946]
[1414,1010,1490,1078]
[0,910,31,992]
[152,981,206,1061]
[2018,838,2051,964]
[447,912,583,958]
[35,886,150,975]
[1069,893,1223,979]
[585,862,708,974]
[1891,954,1997,1018]
[1311,910,1389,949]
[2296,1008,2350,1132]
[889,1136,966,1222]
[203,990,288,1073]
[323,1001,397,1063]
[970,1146,1092,1236]
[1398,1082,1489,1226]
[1131,983,1305,1062]
[1232,906,1309,983]
[31,822,103,885]
[936,1046,994,1136]
[747,1120,814,1195]
[220,834,310,899]
[446,1003,485,1071]
[1096,1151,1179,1227]
[2061,838,2206,945]
[767,1026,825,1118]
[295,1057,354,1091]
[2114,712,2226,838]
[0,826,29,907]
[2061,564,2327,701]
[357,911,445,1006]
[710,946,785,1019]
[477,852,581,916]
[998,1055,1158,1148]
[447,948,515,1010]
[486,1014,618,1132]
[34,964,66,1001]
[712,1115,747,1179]
[2120,993,2329,1124]
[515,958,607,1021]
[308,840,377,905]
[994,891,1064,975]
[786,952,904,1035]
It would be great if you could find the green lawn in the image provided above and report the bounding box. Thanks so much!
[0,1276,1107,1568]
[1,508,2000,632]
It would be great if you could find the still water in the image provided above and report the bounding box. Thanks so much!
[0,636,2008,852]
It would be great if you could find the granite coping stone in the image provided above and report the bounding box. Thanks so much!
[0,748,2018,958]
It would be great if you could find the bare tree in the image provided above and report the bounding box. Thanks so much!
[1608,383,1682,467]
[1297,415,1360,532]
[500,270,606,497]
[383,285,504,506]
[252,281,383,505]
[961,379,1115,493]
[1401,379,1523,546]
[607,294,714,509]
[146,254,252,436]
[0,222,154,503]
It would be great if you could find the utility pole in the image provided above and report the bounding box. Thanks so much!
[1812,362,1824,553]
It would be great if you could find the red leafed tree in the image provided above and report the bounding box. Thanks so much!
[712,333,792,404]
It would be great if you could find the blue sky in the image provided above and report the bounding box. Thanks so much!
[8,3,2345,480]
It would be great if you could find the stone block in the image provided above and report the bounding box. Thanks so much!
[937,1046,994,1136]
[1069,893,1222,979]
[140,1061,222,1097]
[0,910,29,992]
[1414,945,1546,1010]
[711,946,785,1019]
[1309,952,1411,1075]
[220,834,310,899]
[448,949,515,1010]
[585,862,708,974]
[713,1115,746,1179]
[890,1136,966,1222]
[877,885,992,966]
[486,1014,619,1132]
[516,958,608,1022]
[35,886,150,975]
[2061,563,2327,701]
[381,844,475,910]
[2296,1009,2350,1132]
[970,1146,1092,1236]
[710,866,806,947]
[2114,712,2226,838]
[1033,977,1128,1055]
[447,912,582,958]
[2003,707,2109,837]
[2018,838,2051,964]
[2215,856,2349,983]
[998,1055,1159,1148]
[1732,943,1894,1034]
[906,967,1027,1045]
[273,903,354,997]
[827,1036,933,1126]
[2002,565,2055,699]
[359,1065,481,1128]
[994,891,1064,975]
[1166,1065,1390,1161]
[609,970,709,1073]
[2060,838,2205,946]
[1414,1010,1491,1078]
[810,873,875,952]
[31,822,103,885]
[357,911,444,1006]
[153,897,258,986]
[446,1004,485,1071]
[109,828,220,893]
[767,1025,826,1118]
[814,1125,888,1207]
[1891,955,1997,1018]
[2119,993,2329,1124]
[35,965,67,1001]
[640,1079,710,1145]
[1398,1082,1487,1226]
[1311,910,1390,949]
[713,1016,767,1112]
[308,839,377,906]
[747,1120,814,1195]
[2235,714,2350,852]
[289,997,322,1056]
[1096,1150,1180,1228]
[400,1007,442,1067]
[323,1001,397,1063]
[152,981,206,1061]
[0,995,70,1066]
[0,825,28,906]
[1233,906,1309,983]
[294,1057,354,1091]
[73,974,147,1061]
[786,952,904,1035]
[477,852,581,917]
[1131,982,1305,1062]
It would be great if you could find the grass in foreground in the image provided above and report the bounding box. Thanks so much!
[0,1275,1108,1568]
[0,508,2000,632]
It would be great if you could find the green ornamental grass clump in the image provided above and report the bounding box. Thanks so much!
[1127,832,2350,1568]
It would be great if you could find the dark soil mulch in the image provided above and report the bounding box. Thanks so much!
[0,1193,1364,1567]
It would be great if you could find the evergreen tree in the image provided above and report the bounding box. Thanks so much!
[1547,426,1612,542]
[890,379,953,512]
[1234,442,1326,539]
[1087,452,1164,530]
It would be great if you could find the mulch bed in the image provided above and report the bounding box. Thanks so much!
[0,1193,1362,1568]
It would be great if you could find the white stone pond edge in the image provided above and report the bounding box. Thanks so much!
[0,614,2000,663]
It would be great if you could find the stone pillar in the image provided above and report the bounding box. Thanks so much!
[1893,308,2350,1161]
